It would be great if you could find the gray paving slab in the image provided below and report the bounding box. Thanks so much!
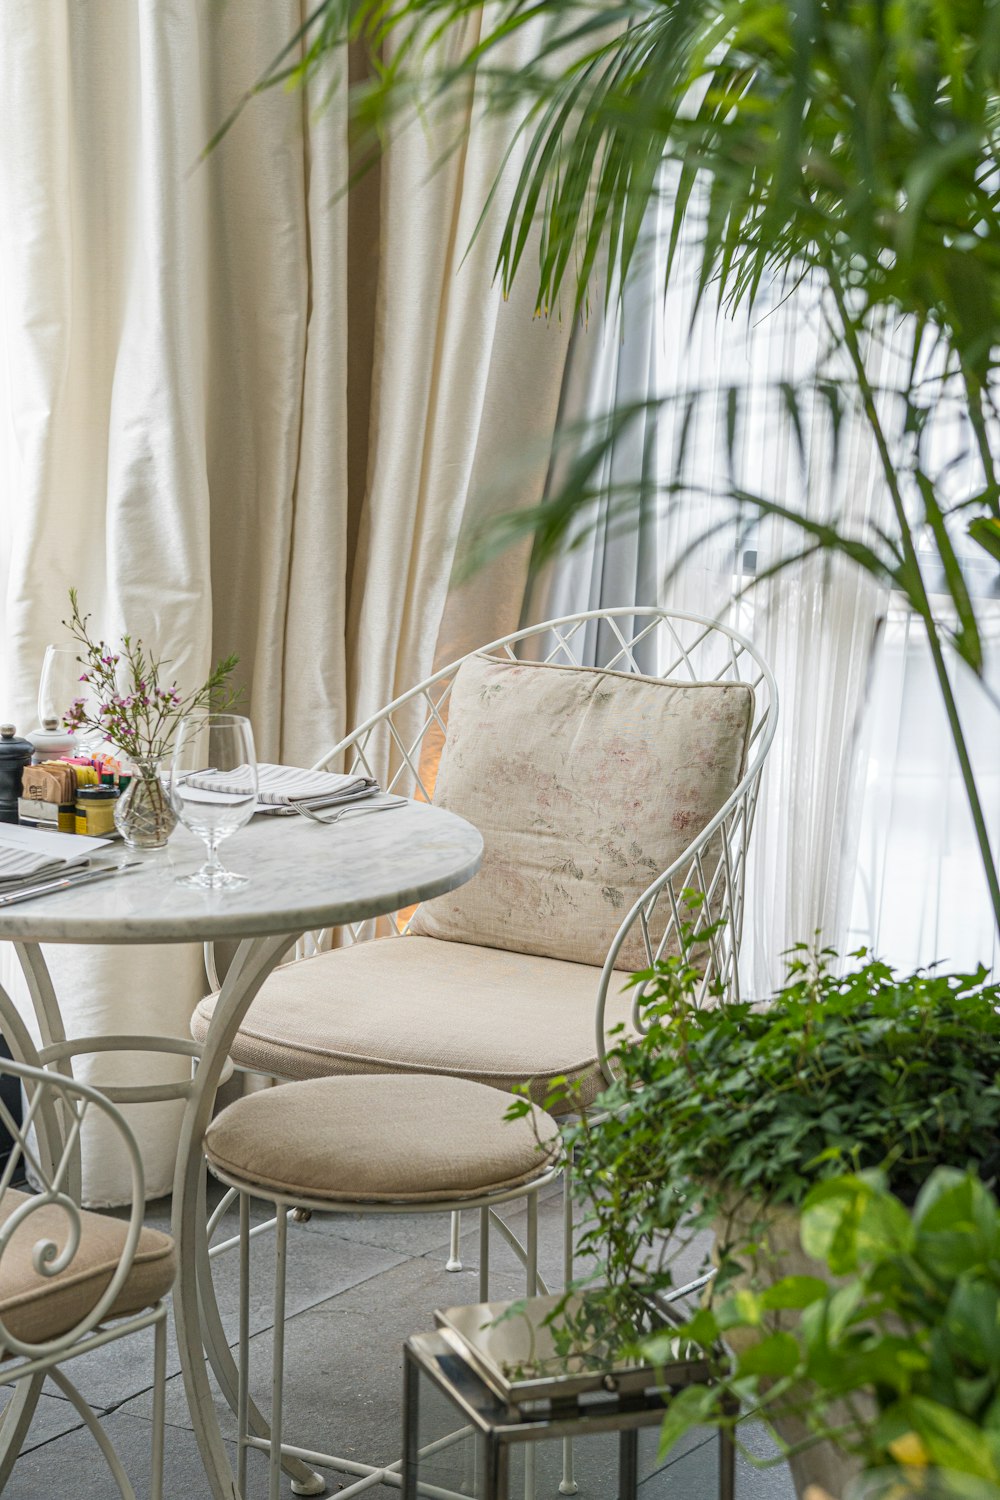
[65,1222,407,1413]
[654,1420,795,1500]
[0,1386,86,1451]
[121,1248,534,1433]
[0,1406,792,1500]
[0,1408,242,1500]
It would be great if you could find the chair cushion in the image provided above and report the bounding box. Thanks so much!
[192,936,630,1112]
[409,652,754,969]
[0,1189,175,1349]
[204,1074,561,1204]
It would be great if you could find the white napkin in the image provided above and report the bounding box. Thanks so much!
[182,763,380,816]
[0,840,89,888]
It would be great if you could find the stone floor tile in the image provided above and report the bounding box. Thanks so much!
[65,1225,406,1413]
[0,1386,86,1452]
[0,1410,222,1500]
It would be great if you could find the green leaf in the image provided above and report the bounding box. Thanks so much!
[944,1281,1000,1367]
[802,1175,912,1273]
[715,1288,764,1330]
[657,1384,722,1460]
[969,517,1000,565]
[736,1331,801,1378]
[760,1275,828,1311]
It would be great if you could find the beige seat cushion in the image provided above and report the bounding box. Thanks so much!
[0,1189,175,1349]
[192,935,631,1112]
[410,652,754,970]
[204,1074,560,1204]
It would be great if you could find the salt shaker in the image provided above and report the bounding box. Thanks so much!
[0,726,35,824]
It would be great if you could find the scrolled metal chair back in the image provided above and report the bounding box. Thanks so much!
[0,1056,146,1362]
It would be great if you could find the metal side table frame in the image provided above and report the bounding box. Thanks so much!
[402,1326,737,1500]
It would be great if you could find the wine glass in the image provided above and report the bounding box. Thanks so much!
[38,643,87,733]
[169,714,258,889]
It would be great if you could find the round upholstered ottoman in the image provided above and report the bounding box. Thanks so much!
[203,1071,562,1498]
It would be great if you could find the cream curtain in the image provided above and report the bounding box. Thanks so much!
[0,2,573,1202]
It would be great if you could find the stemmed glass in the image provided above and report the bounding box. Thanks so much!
[169,714,258,889]
[38,643,88,733]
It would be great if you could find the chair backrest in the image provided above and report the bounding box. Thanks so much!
[315,609,777,1037]
[0,1054,147,1365]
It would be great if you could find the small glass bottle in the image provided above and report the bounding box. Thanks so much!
[74,785,120,837]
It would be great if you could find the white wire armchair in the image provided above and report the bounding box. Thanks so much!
[0,1054,173,1499]
[314,606,776,1040]
[201,604,777,1178]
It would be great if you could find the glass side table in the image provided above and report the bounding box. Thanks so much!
[402,1293,736,1500]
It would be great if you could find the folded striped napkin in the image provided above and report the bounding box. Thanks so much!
[0,841,90,888]
[182,763,379,816]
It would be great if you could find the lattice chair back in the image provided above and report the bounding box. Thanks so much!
[0,1055,146,1365]
[313,608,777,1020]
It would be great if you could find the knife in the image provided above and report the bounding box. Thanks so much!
[0,862,143,909]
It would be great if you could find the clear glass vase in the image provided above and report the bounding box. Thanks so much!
[113,765,178,850]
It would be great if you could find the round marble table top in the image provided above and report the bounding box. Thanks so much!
[0,801,483,944]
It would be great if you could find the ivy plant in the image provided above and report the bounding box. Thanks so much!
[514,947,1000,1360]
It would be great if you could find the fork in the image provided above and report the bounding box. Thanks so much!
[292,796,408,827]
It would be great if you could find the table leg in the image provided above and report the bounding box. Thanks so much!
[8,945,81,1196]
[481,1434,508,1500]
[172,931,298,1500]
[618,1428,639,1500]
[401,1345,420,1500]
[719,1410,737,1500]
[0,978,66,1187]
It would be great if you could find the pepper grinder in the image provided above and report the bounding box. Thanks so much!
[0,726,35,825]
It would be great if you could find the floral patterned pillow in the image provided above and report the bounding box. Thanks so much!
[410,653,755,970]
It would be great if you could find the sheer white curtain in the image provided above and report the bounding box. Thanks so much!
[0,2,573,1201]
[530,181,1000,989]
[529,189,896,996]
[847,604,1000,976]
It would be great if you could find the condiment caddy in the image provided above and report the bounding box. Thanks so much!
[17,752,132,838]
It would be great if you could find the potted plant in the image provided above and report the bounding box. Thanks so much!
[651,1166,1000,1500]
[523,944,1000,1494]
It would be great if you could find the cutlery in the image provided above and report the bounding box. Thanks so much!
[0,861,143,909]
[293,797,409,827]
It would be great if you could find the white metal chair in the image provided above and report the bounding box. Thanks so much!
[194,606,777,1496]
[0,1054,173,1499]
[197,606,776,1103]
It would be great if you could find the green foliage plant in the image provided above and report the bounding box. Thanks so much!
[651,1168,1000,1493]
[529,945,1000,1363]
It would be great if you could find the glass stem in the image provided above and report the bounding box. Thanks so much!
[203,835,223,877]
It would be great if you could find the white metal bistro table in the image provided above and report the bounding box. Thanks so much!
[0,802,483,1500]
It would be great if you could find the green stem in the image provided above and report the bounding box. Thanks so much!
[961,364,1000,517]
[828,269,1000,940]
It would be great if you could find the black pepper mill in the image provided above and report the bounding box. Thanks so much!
[0,726,34,824]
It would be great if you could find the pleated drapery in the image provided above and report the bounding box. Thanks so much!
[0,3,573,1202]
